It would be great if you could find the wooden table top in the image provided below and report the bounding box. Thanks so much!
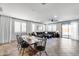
[21,35,42,44]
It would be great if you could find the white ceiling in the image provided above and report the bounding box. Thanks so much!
[0,3,79,23]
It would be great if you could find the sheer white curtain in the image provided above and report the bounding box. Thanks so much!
[22,23,26,32]
[14,21,27,33]
[47,25,52,31]
[42,25,45,31]
[62,22,78,40]
[46,24,56,31]
[14,21,21,32]
[70,22,78,40]
[32,23,45,32]
[62,24,69,37]
[32,23,36,32]
[0,15,10,43]
[38,24,43,32]
[52,24,56,31]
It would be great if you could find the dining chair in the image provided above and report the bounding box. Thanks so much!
[16,35,22,51]
[19,40,30,56]
[34,38,48,56]
[17,36,35,56]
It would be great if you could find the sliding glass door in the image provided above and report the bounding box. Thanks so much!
[62,24,69,38]
[70,22,78,40]
[62,22,78,40]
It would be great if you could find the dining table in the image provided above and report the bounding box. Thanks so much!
[21,35,48,56]
[21,35,43,45]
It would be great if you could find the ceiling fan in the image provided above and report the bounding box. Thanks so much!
[49,16,58,22]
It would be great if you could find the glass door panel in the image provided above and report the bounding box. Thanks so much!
[62,22,78,40]
[62,24,69,38]
[70,22,78,40]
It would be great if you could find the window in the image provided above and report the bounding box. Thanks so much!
[22,23,26,32]
[47,25,52,31]
[14,21,21,32]
[32,23,36,32]
[38,25,43,31]
[14,21,26,33]
[46,24,56,31]
[52,24,56,31]
[42,25,45,31]
[32,23,45,32]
